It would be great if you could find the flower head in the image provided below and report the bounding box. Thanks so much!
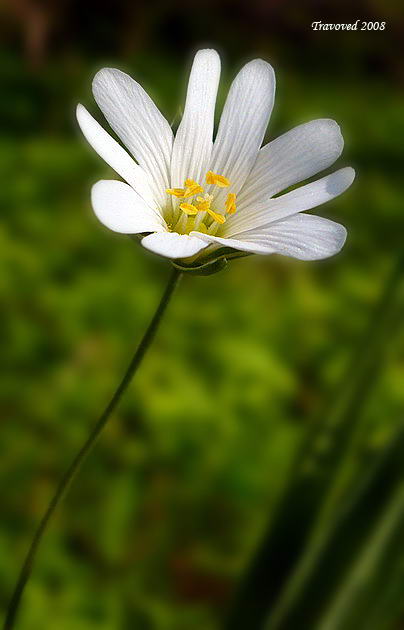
[77,50,355,265]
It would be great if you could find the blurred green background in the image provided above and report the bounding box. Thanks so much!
[1,1,404,628]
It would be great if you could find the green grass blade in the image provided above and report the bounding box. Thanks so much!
[317,480,404,630]
[264,426,404,629]
[224,255,404,630]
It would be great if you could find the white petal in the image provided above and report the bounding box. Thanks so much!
[91,180,165,234]
[141,232,208,259]
[237,119,344,209]
[208,59,275,206]
[170,49,220,189]
[92,68,174,206]
[190,231,267,254]
[76,104,156,208]
[192,213,347,260]
[226,167,355,235]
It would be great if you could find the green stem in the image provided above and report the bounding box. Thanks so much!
[3,267,182,630]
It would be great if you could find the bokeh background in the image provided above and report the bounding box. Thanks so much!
[1,1,404,628]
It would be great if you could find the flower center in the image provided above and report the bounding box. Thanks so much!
[166,171,237,235]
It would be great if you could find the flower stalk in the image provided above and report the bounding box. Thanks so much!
[3,267,182,630]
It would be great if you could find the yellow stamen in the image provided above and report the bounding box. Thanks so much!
[206,171,231,187]
[170,177,228,230]
[197,194,213,202]
[166,187,186,198]
[179,202,199,216]
[207,209,226,224]
[183,179,203,197]
[194,193,212,213]
[196,223,208,234]
[185,217,196,232]
[225,193,237,214]
[196,200,211,212]
[185,179,200,188]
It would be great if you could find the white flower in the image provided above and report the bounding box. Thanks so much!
[76,49,355,263]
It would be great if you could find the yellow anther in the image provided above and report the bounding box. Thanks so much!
[167,179,203,199]
[225,193,237,214]
[179,202,199,216]
[196,193,213,203]
[185,178,199,188]
[183,179,203,197]
[206,171,231,187]
[196,200,211,212]
[194,193,212,212]
[172,179,226,229]
[166,187,186,198]
[207,209,226,224]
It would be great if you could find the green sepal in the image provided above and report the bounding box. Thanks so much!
[172,256,228,276]
[172,247,251,276]
[131,236,251,276]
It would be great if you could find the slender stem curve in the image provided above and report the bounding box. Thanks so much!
[3,267,182,630]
